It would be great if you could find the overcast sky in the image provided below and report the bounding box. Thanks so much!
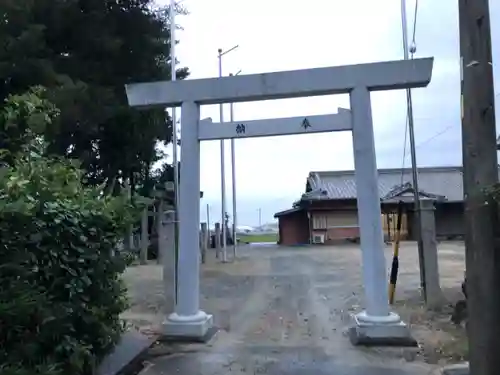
[157,0,500,227]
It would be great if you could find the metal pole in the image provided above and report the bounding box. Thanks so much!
[258,208,262,227]
[169,0,180,305]
[170,1,179,210]
[217,49,227,262]
[401,0,426,299]
[229,70,241,260]
[206,204,210,236]
[230,101,237,258]
[217,45,239,263]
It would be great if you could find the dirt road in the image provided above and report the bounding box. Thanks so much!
[123,243,465,374]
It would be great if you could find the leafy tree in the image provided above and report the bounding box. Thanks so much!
[0,0,188,194]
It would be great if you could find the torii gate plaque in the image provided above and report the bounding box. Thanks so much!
[126,57,434,345]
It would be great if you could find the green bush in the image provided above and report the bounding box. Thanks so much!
[0,88,143,375]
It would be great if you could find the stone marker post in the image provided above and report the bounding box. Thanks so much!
[200,222,208,264]
[419,198,443,308]
[161,209,176,314]
[140,207,148,264]
[156,199,164,265]
[124,179,134,252]
[214,222,221,259]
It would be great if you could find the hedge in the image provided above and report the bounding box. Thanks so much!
[0,88,142,375]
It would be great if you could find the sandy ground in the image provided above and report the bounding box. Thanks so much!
[393,242,468,364]
[122,241,466,374]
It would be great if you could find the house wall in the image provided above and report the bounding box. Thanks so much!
[396,202,465,240]
[309,200,409,243]
[381,202,412,241]
[381,211,409,241]
[277,210,310,245]
[310,203,360,244]
[435,202,464,239]
[278,199,466,245]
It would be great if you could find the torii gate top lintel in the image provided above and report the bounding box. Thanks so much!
[125,57,434,109]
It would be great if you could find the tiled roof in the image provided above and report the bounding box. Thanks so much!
[304,166,467,202]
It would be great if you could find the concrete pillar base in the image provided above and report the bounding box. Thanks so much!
[348,311,417,347]
[162,311,214,341]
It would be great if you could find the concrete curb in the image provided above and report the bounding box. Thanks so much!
[432,362,469,375]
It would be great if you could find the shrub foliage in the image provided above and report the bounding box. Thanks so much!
[0,88,142,374]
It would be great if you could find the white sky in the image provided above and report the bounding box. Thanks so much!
[156,0,500,227]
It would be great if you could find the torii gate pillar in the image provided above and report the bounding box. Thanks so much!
[125,57,433,345]
[348,87,417,345]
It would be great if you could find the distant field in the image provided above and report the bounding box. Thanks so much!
[238,233,278,244]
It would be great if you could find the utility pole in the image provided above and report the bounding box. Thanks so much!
[169,0,179,306]
[229,70,242,260]
[217,44,239,263]
[400,0,427,301]
[459,1,500,374]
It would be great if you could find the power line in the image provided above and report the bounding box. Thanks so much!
[403,125,457,161]
[415,125,455,148]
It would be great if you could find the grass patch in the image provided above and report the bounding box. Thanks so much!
[239,233,278,243]
[394,286,469,365]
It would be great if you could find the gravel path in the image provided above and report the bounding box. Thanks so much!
[125,242,462,375]
[122,243,465,374]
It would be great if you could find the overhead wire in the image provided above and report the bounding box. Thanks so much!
[404,125,456,159]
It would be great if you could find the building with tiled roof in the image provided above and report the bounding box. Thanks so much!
[274,166,470,246]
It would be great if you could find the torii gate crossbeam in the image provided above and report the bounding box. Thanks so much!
[198,108,352,140]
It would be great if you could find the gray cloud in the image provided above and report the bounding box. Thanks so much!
[177,0,500,225]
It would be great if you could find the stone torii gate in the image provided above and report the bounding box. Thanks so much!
[125,57,434,345]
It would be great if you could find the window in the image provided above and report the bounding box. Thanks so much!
[312,211,359,229]
[326,211,358,227]
[312,214,327,229]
